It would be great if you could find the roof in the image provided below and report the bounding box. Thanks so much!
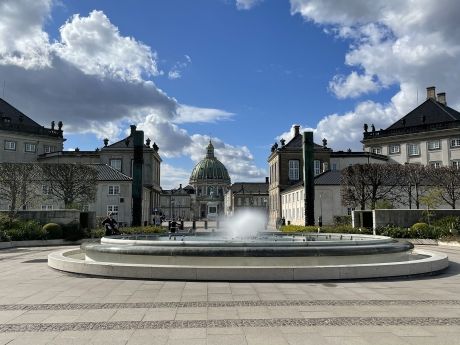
[331,151,388,161]
[363,98,460,140]
[284,133,326,150]
[0,98,63,138]
[87,164,132,181]
[387,98,460,130]
[314,170,342,185]
[230,182,268,194]
[281,170,343,193]
[189,142,231,184]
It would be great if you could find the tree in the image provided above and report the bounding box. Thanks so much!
[0,163,41,213]
[341,164,400,210]
[419,188,443,225]
[40,163,97,208]
[397,164,428,209]
[341,164,369,210]
[429,166,460,209]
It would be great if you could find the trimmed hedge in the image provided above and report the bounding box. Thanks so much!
[280,225,372,235]
[43,223,63,239]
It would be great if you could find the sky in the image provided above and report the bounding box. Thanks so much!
[1,0,460,188]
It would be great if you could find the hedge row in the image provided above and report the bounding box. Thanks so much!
[281,216,460,240]
[0,215,166,242]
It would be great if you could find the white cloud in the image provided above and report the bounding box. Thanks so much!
[329,71,380,99]
[290,0,460,111]
[161,163,192,189]
[54,10,159,82]
[287,0,460,150]
[0,0,52,69]
[175,105,234,123]
[185,135,267,182]
[276,99,400,151]
[168,70,181,80]
[167,55,192,80]
[236,0,263,10]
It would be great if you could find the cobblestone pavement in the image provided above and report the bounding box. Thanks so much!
[0,244,459,344]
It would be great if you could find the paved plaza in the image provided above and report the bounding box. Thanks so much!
[0,245,460,344]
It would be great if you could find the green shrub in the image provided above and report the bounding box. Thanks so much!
[280,224,372,234]
[281,225,318,233]
[121,225,165,235]
[89,228,105,238]
[0,230,10,242]
[333,215,352,226]
[0,214,21,231]
[376,226,409,238]
[62,222,85,241]
[6,220,46,241]
[43,223,63,239]
[433,216,460,231]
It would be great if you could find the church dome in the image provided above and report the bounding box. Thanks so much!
[189,141,231,184]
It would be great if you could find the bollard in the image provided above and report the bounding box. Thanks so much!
[192,220,196,229]
[204,220,208,229]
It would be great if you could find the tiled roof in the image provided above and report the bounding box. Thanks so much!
[281,170,343,193]
[284,134,325,149]
[87,164,132,181]
[314,170,342,185]
[0,98,40,127]
[331,151,388,161]
[0,98,63,138]
[386,98,460,130]
[230,182,268,194]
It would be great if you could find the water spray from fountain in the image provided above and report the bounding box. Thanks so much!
[220,208,267,239]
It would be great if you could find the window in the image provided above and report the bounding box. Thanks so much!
[347,207,355,216]
[42,185,50,195]
[389,144,400,154]
[451,138,460,148]
[371,147,382,154]
[109,159,122,171]
[288,160,299,180]
[332,163,337,171]
[408,143,420,156]
[108,185,120,195]
[314,160,321,176]
[296,191,299,201]
[4,140,16,151]
[237,198,242,206]
[430,161,442,168]
[41,205,53,210]
[81,205,89,212]
[107,205,119,214]
[428,140,441,150]
[44,145,56,153]
[25,143,36,153]
[452,160,460,170]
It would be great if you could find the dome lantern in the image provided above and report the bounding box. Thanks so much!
[206,140,215,159]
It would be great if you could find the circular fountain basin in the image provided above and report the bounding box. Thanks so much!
[48,232,449,281]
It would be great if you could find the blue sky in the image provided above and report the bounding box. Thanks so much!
[1,0,460,187]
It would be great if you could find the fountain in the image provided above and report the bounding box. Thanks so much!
[48,210,448,281]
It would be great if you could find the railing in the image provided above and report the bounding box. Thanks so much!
[363,121,460,140]
[0,122,63,138]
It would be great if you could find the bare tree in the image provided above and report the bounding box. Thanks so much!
[429,166,460,209]
[397,164,428,209]
[341,164,370,210]
[341,164,400,210]
[40,163,97,208]
[0,163,41,212]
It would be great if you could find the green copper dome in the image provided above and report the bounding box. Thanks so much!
[189,141,231,183]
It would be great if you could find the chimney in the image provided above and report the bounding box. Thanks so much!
[294,125,300,137]
[265,176,269,184]
[130,124,137,135]
[437,92,446,105]
[179,184,182,189]
[426,86,436,100]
